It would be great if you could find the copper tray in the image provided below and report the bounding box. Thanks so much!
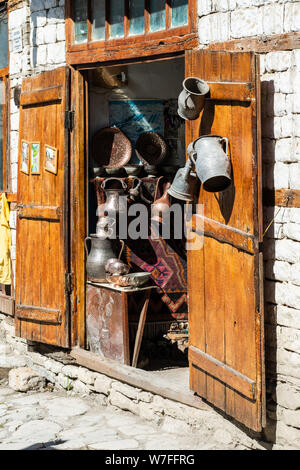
[135,132,168,166]
[92,126,132,168]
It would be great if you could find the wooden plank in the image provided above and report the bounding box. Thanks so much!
[20,86,62,106]
[189,346,256,401]
[17,204,62,221]
[0,294,14,316]
[208,32,300,53]
[207,81,254,101]
[16,305,62,324]
[71,347,209,411]
[263,188,300,208]
[192,214,255,254]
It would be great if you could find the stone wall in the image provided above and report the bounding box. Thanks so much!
[197,0,300,45]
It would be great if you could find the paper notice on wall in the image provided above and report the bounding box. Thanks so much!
[11,28,22,53]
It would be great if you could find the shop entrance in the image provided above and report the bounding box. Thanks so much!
[84,56,190,385]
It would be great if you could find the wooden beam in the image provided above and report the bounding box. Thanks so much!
[192,214,255,253]
[189,346,256,401]
[71,347,209,411]
[263,189,300,208]
[16,305,62,324]
[0,294,14,316]
[207,81,254,101]
[20,86,62,106]
[208,32,300,53]
[17,204,62,221]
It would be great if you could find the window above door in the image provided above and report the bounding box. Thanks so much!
[66,0,198,65]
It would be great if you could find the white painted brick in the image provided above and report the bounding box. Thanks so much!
[31,10,47,28]
[289,163,300,189]
[280,115,293,138]
[286,94,293,115]
[212,0,230,12]
[286,283,300,310]
[231,7,262,38]
[9,211,17,230]
[47,7,65,24]
[35,27,44,45]
[265,52,291,73]
[9,54,21,75]
[10,113,19,132]
[57,23,65,41]
[47,41,65,64]
[43,24,57,44]
[290,208,300,224]
[293,93,300,113]
[284,222,300,242]
[197,0,212,16]
[264,222,284,240]
[11,179,17,193]
[293,115,300,138]
[262,3,284,36]
[274,162,289,189]
[275,239,300,264]
[9,8,27,29]
[275,304,300,329]
[291,264,300,286]
[284,2,300,33]
[10,246,16,261]
[278,71,293,94]
[198,12,230,44]
[36,45,47,66]
[31,0,46,12]
[273,93,287,117]
[44,0,57,8]
[275,382,300,410]
[275,138,297,163]
[265,260,291,282]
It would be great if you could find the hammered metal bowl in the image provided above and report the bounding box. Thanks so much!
[106,272,151,288]
[135,132,168,166]
[92,126,132,168]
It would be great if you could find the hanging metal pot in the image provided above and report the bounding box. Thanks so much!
[177,77,210,121]
[167,159,198,202]
[189,135,231,193]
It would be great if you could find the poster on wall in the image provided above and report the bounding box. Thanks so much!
[44,145,58,175]
[109,99,164,164]
[30,142,40,175]
[20,140,30,175]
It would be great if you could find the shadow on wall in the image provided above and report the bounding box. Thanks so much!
[261,79,278,445]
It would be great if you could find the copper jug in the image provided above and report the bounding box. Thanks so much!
[151,182,171,223]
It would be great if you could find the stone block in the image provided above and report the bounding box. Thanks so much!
[197,0,212,16]
[47,6,65,24]
[111,381,141,400]
[57,372,73,390]
[276,305,300,329]
[61,364,80,379]
[8,367,46,392]
[289,163,300,190]
[94,375,113,395]
[43,24,57,44]
[283,223,300,242]
[265,52,291,73]
[265,260,291,282]
[275,239,300,263]
[198,12,230,44]
[282,408,300,429]
[31,10,47,28]
[291,264,300,286]
[44,358,63,375]
[47,41,65,64]
[31,0,46,13]
[284,2,300,33]
[161,415,190,435]
[77,367,96,385]
[231,7,262,38]
[72,379,91,395]
[262,3,283,36]
[109,390,139,415]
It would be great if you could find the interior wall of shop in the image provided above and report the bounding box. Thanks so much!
[2,0,300,447]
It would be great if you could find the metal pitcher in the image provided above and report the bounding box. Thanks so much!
[167,159,198,202]
[189,135,231,193]
[84,234,118,281]
[98,178,127,217]
[177,77,210,121]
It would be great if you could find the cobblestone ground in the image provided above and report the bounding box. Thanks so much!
[0,376,249,450]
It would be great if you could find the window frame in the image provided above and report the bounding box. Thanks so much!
[66,0,198,65]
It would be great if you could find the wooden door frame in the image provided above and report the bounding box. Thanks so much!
[69,51,187,349]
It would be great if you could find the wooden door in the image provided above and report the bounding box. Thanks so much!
[15,67,71,347]
[186,50,265,431]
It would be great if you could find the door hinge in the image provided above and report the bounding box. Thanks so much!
[65,272,74,295]
[65,110,75,131]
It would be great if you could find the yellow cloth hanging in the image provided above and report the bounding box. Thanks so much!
[0,193,11,284]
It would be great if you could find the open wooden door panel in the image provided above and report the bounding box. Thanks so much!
[186,50,265,431]
[15,67,71,348]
